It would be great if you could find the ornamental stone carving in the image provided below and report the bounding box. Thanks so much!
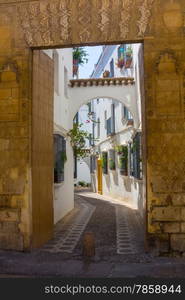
[137,0,155,37]
[17,0,156,47]
[119,0,132,39]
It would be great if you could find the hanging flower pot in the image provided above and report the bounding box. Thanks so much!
[103,70,110,78]
[125,57,132,68]
[119,156,128,176]
[117,58,124,69]
[73,58,79,76]
[109,158,116,170]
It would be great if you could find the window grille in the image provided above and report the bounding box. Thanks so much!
[54,134,66,183]
[101,152,108,174]
[109,149,116,170]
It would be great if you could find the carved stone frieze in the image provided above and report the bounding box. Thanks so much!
[17,0,71,46]
[16,0,156,47]
[137,0,155,37]
[98,0,111,40]
[119,0,132,39]
[78,0,91,43]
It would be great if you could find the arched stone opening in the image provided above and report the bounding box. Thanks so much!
[0,0,184,256]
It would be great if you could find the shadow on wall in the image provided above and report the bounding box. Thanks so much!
[123,176,132,192]
[121,176,144,218]
[104,174,111,191]
[91,174,97,192]
[112,171,119,186]
[137,179,144,219]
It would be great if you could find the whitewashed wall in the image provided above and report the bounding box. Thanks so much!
[91,44,144,216]
[44,48,74,224]
[76,105,91,184]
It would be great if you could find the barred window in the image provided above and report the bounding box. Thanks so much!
[109,149,116,170]
[132,132,142,179]
[54,134,67,183]
[101,152,108,174]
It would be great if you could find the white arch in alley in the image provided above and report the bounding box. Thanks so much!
[68,81,139,127]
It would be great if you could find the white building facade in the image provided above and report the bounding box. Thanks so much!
[88,44,145,216]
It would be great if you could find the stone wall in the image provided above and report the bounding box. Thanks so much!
[0,0,184,254]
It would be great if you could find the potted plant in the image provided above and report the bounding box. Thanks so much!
[101,152,108,174]
[117,145,128,176]
[125,46,133,68]
[119,156,128,176]
[115,145,125,155]
[109,158,116,170]
[103,70,110,78]
[116,58,124,69]
[73,47,88,77]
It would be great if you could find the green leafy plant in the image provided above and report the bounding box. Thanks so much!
[67,123,89,159]
[73,47,89,65]
[117,145,128,175]
[115,145,128,157]
[109,158,116,170]
[78,181,87,187]
[101,152,108,174]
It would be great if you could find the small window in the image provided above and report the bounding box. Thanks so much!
[54,134,67,183]
[111,103,115,134]
[117,145,128,176]
[87,102,91,113]
[101,152,108,174]
[123,105,128,120]
[109,149,116,170]
[106,117,112,136]
[132,133,142,179]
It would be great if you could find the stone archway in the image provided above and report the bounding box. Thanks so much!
[0,0,185,255]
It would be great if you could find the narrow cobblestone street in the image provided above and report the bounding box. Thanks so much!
[41,190,144,260]
[1,191,185,278]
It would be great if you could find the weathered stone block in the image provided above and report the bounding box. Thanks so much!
[181,223,185,233]
[156,234,170,253]
[0,208,19,222]
[152,207,181,222]
[0,232,23,251]
[163,222,180,233]
[172,194,185,206]
[171,234,185,252]
[0,221,19,233]
[181,208,185,221]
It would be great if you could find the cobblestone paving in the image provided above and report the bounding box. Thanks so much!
[42,198,95,253]
[41,191,144,258]
[116,206,136,254]
[2,191,185,278]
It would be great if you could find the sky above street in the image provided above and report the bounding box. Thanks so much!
[79,45,103,79]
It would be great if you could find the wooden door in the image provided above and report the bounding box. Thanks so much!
[32,50,54,248]
[97,159,103,195]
